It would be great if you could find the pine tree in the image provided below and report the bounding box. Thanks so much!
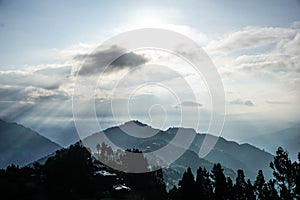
[245,179,255,200]
[178,167,197,200]
[265,179,280,200]
[227,177,234,199]
[294,152,300,199]
[254,170,267,199]
[270,147,296,199]
[169,186,181,200]
[211,163,228,200]
[234,169,247,199]
[196,167,213,200]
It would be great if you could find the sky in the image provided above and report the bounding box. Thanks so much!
[0,0,300,147]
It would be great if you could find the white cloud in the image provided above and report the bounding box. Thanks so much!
[206,26,297,54]
[0,65,71,90]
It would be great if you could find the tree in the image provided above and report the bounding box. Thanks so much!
[96,143,100,160]
[227,177,234,199]
[294,152,300,198]
[100,142,108,161]
[178,167,197,200]
[120,149,167,200]
[265,179,280,200]
[169,186,181,200]
[270,147,296,199]
[245,179,255,200]
[43,142,93,198]
[254,170,267,199]
[196,167,213,200]
[211,163,228,200]
[234,169,247,199]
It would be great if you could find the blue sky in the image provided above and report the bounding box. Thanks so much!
[0,0,300,148]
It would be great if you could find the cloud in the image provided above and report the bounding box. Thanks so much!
[174,101,203,108]
[0,86,28,103]
[266,100,290,105]
[74,45,149,76]
[279,33,300,55]
[206,26,296,54]
[0,85,69,105]
[230,99,254,107]
[208,23,300,94]
[291,21,300,29]
[0,65,71,90]
[234,53,300,74]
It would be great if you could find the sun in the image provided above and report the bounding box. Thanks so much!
[134,10,167,28]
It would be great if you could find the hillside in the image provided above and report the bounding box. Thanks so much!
[83,120,274,180]
[242,126,300,161]
[0,119,61,169]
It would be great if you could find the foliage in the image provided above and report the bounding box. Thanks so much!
[0,145,299,200]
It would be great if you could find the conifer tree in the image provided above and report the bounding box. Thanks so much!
[211,163,227,200]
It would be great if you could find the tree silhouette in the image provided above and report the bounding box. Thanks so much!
[270,147,296,199]
[295,152,300,198]
[119,149,167,200]
[226,177,234,199]
[43,142,93,198]
[1,141,300,200]
[96,143,100,160]
[254,169,268,199]
[245,179,255,200]
[178,167,197,200]
[100,142,108,161]
[234,169,247,199]
[265,179,280,200]
[211,163,227,200]
[196,167,213,200]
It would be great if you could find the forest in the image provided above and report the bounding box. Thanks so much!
[0,142,299,200]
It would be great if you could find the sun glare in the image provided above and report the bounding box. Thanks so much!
[135,10,167,28]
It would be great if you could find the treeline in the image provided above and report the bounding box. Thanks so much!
[0,142,299,200]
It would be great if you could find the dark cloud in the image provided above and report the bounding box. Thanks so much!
[230,99,254,106]
[75,46,148,76]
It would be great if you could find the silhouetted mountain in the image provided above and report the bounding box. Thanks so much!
[84,120,273,181]
[0,119,62,169]
[242,125,300,161]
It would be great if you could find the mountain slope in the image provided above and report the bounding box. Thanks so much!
[0,119,62,169]
[84,120,274,180]
[242,126,300,161]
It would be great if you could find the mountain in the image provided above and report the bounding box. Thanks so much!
[84,120,274,180]
[32,120,80,147]
[0,119,62,169]
[242,126,300,161]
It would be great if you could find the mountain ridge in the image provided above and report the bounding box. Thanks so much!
[0,119,62,169]
[84,120,274,180]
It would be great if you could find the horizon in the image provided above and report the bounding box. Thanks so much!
[0,117,294,158]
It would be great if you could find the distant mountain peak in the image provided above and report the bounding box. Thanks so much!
[123,120,148,127]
